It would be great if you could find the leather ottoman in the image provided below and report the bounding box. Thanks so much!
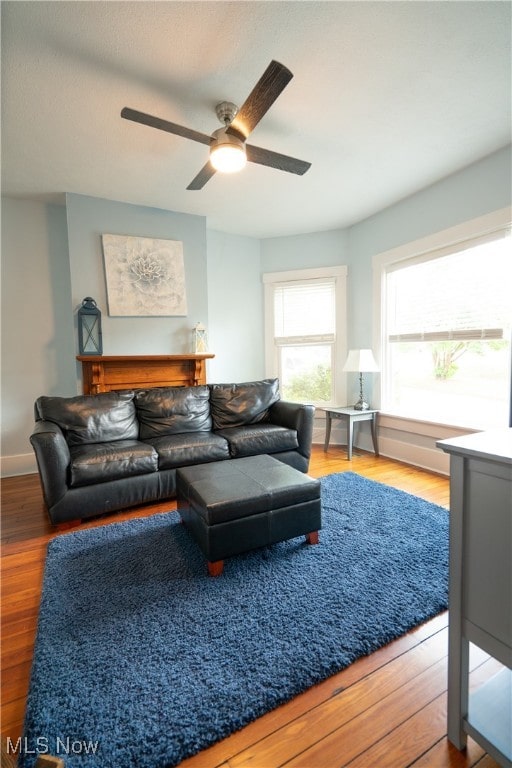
[176,455,321,576]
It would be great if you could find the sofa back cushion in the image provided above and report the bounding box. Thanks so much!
[209,379,280,430]
[35,391,138,446]
[135,386,212,439]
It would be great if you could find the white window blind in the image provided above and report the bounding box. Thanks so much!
[386,238,511,343]
[273,279,336,342]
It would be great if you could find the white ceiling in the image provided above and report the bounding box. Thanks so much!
[2,1,511,239]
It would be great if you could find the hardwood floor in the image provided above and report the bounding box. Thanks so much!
[1,445,500,767]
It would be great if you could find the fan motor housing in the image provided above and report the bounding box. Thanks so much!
[215,101,239,125]
[210,127,245,151]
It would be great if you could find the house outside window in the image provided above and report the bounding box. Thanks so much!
[376,213,511,431]
[263,266,347,407]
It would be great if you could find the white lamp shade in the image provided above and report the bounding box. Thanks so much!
[342,349,379,373]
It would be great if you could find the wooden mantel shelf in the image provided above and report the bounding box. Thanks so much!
[77,354,215,395]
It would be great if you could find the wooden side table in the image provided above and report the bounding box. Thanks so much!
[323,407,379,460]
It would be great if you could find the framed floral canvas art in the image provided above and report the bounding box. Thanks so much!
[102,234,187,316]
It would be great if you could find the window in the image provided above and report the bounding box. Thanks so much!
[378,221,511,430]
[264,267,347,406]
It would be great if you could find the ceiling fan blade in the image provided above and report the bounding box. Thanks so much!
[121,107,211,146]
[246,144,311,176]
[226,61,293,141]
[187,161,217,191]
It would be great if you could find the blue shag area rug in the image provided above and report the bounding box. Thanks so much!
[21,472,448,768]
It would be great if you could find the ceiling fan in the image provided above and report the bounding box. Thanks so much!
[121,60,311,190]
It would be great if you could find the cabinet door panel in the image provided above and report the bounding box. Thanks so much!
[463,463,512,648]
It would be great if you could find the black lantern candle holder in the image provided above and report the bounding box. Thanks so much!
[78,297,103,355]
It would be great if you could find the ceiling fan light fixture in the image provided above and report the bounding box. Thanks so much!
[122,62,310,190]
[210,128,247,173]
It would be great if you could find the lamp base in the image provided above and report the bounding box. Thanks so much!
[353,372,371,410]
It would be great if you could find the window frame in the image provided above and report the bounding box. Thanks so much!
[263,266,348,407]
[372,207,512,431]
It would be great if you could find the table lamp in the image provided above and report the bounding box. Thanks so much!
[342,349,379,410]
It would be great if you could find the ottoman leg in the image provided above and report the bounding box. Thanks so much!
[306,531,319,545]
[207,560,224,577]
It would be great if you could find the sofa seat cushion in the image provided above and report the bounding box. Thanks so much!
[209,379,280,429]
[135,386,212,439]
[69,440,158,488]
[36,391,138,446]
[145,432,230,470]
[215,424,299,459]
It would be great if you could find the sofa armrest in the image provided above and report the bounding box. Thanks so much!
[268,401,315,460]
[30,420,70,509]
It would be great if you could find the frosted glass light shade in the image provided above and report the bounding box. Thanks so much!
[342,349,379,373]
[210,129,247,173]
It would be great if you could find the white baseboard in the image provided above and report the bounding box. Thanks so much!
[313,412,451,475]
[314,435,449,474]
[1,452,37,478]
[312,424,327,446]
[315,419,377,454]
[377,435,450,475]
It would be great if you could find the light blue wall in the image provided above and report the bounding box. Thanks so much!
[1,198,76,470]
[259,145,512,408]
[66,194,208,372]
[1,194,262,472]
[261,146,512,353]
[261,229,350,273]
[347,144,512,406]
[349,145,512,263]
[206,230,263,383]
[1,145,510,474]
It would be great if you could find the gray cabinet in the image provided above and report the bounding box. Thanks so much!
[438,429,512,768]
